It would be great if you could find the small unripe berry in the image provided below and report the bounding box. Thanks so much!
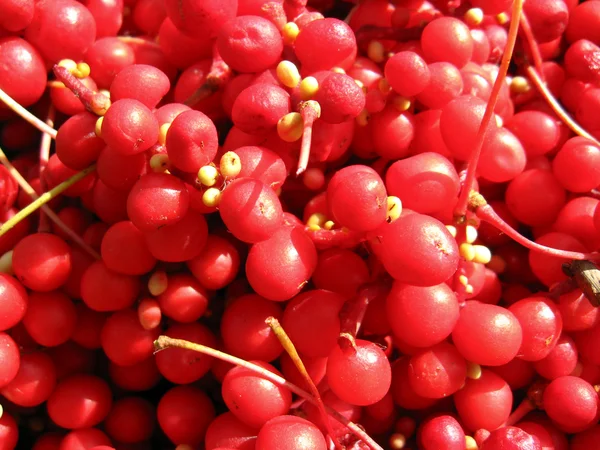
[198,165,219,187]
[219,152,242,178]
[203,188,222,207]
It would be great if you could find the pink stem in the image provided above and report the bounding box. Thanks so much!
[475,202,599,261]
[297,102,320,176]
[454,0,523,218]
[53,65,111,115]
[0,88,58,138]
[518,13,545,81]
[526,65,600,145]
[154,336,383,450]
[184,45,232,107]
[38,105,54,233]
[306,227,367,250]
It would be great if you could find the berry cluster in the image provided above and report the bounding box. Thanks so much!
[1,0,600,449]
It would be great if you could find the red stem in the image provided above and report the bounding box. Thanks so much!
[306,227,367,250]
[518,13,545,81]
[52,65,111,115]
[525,65,600,145]
[474,202,599,261]
[355,25,424,49]
[38,105,55,233]
[184,45,232,107]
[454,0,523,219]
[504,398,535,426]
[338,282,390,341]
[297,101,320,176]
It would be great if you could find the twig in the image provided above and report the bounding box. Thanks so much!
[0,88,58,139]
[38,105,55,232]
[153,336,384,450]
[454,0,524,219]
[0,165,96,237]
[0,147,100,259]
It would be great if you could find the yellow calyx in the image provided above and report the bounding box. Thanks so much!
[220,151,242,178]
[277,112,303,143]
[465,436,478,450]
[446,225,458,238]
[282,22,300,45]
[466,361,482,379]
[465,225,478,244]
[473,245,492,264]
[464,8,484,26]
[368,40,386,63]
[386,196,402,223]
[149,154,170,173]
[198,165,220,187]
[460,243,476,261]
[276,60,301,88]
[202,188,222,207]
[392,96,411,112]
[496,12,509,24]
[510,76,531,95]
[0,251,13,275]
[94,116,104,137]
[306,213,327,228]
[158,123,170,146]
[356,109,370,126]
[299,76,319,100]
[148,270,168,296]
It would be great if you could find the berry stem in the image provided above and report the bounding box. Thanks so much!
[38,105,55,233]
[117,35,161,50]
[454,0,524,219]
[265,317,344,450]
[469,192,599,261]
[306,226,367,249]
[0,88,58,139]
[0,146,100,259]
[52,65,111,116]
[504,398,535,426]
[0,164,96,238]
[184,45,232,107]
[296,100,321,175]
[354,25,424,49]
[338,282,387,348]
[518,13,544,80]
[153,335,384,450]
[525,65,600,145]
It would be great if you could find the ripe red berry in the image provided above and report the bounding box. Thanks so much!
[256,415,328,450]
[157,385,216,446]
[327,339,392,406]
[12,233,72,292]
[0,274,27,331]
[47,374,113,429]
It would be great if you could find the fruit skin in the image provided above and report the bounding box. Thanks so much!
[0,37,47,107]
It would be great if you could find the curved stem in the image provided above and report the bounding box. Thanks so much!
[518,13,544,80]
[454,0,524,219]
[472,198,599,262]
[118,35,161,50]
[184,44,232,107]
[0,89,58,139]
[154,336,384,450]
[526,65,600,145]
[38,106,55,233]
[0,165,96,238]
[504,398,535,426]
[266,317,343,450]
[0,146,100,259]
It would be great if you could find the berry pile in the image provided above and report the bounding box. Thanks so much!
[1,0,600,449]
